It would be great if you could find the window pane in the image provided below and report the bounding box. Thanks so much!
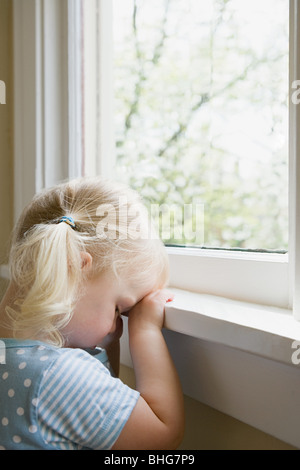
[86,0,289,251]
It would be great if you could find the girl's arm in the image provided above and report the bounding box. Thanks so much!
[112,290,185,450]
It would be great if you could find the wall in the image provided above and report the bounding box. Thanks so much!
[120,364,295,450]
[0,0,13,271]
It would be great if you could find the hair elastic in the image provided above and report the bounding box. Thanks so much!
[58,216,76,229]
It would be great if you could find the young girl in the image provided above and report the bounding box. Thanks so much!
[0,177,184,450]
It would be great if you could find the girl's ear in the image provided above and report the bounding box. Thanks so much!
[80,252,93,272]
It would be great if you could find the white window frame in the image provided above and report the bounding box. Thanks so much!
[290,0,300,319]
[13,0,83,223]
[11,0,300,316]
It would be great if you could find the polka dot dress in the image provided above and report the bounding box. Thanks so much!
[0,340,52,450]
[0,339,139,450]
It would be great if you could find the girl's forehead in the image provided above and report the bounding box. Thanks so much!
[94,267,161,301]
[118,281,154,304]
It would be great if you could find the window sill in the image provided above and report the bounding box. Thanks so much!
[1,261,298,366]
[165,288,299,366]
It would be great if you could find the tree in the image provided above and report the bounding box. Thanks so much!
[113,0,288,250]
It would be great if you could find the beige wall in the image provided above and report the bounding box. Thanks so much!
[0,0,13,267]
[120,364,295,450]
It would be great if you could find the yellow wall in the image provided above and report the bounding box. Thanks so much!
[0,0,13,268]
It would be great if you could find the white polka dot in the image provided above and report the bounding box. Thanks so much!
[39,355,49,362]
[0,445,6,450]
[37,345,45,350]
[12,435,21,444]
[8,389,15,398]
[2,372,8,380]
[28,425,37,434]
[24,378,31,387]
[18,362,27,369]
[16,407,24,416]
[1,418,8,426]
[32,398,38,407]
[16,349,25,355]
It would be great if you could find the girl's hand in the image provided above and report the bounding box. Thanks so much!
[128,289,174,332]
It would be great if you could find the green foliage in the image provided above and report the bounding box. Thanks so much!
[113,0,289,251]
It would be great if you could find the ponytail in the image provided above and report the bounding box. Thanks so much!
[7,221,84,346]
[4,176,169,346]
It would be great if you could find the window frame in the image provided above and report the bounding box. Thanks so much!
[12,0,82,223]
[12,0,300,314]
[290,0,300,319]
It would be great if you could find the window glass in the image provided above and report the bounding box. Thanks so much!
[84,0,289,251]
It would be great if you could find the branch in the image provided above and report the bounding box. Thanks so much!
[123,0,170,133]
[157,94,210,158]
[157,54,281,159]
[151,0,170,66]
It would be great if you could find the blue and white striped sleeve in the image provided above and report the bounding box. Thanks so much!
[36,349,139,450]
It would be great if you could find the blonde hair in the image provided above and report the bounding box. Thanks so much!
[6,177,169,346]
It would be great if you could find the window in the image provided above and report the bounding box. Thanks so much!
[79,0,291,309]
[82,0,289,252]
[12,0,300,314]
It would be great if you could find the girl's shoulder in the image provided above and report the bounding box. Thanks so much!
[1,338,110,378]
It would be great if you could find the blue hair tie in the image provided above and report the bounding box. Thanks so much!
[58,216,76,229]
